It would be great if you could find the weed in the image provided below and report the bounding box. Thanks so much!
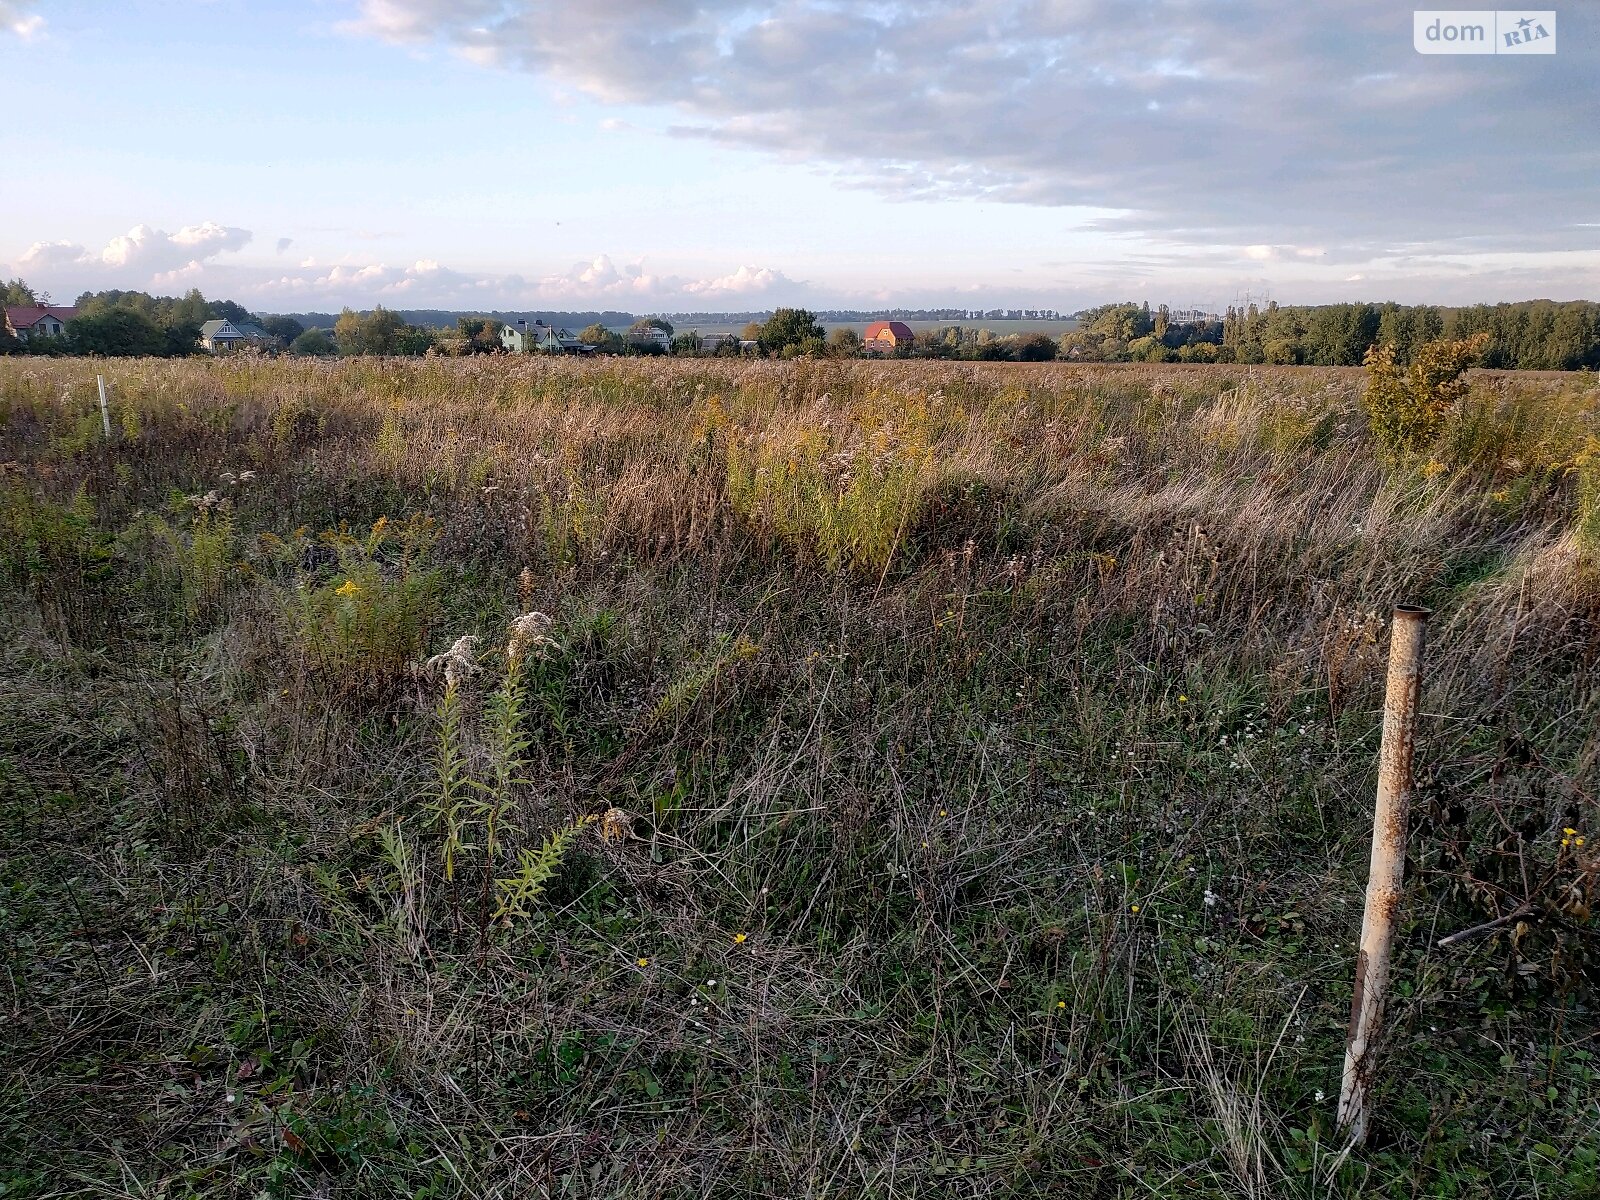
[0,355,1594,1199]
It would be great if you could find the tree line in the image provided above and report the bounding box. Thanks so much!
[6,280,1598,369]
[0,279,306,357]
[1054,299,1600,369]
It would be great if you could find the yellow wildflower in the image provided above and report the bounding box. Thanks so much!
[733,932,748,945]
[335,579,361,598]
[1130,905,1141,914]
[637,958,649,968]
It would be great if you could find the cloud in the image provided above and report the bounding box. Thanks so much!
[235,251,800,309]
[680,264,794,296]
[536,254,665,299]
[19,223,252,286]
[276,237,294,254]
[342,1,1600,259]
[1,1,44,39]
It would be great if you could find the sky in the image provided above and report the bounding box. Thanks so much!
[1,0,1596,315]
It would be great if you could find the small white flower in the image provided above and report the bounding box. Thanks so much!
[425,634,480,689]
[1315,1090,1325,1103]
[506,611,556,667]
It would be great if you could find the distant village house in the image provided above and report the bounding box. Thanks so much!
[502,320,591,354]
[4,304,77,342]
[863,320,915,353]
[625,327,672,353]
[200,319,277,352]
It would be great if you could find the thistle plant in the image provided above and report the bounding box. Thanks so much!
[423,634,478,882]
[422,615,562,933]
[473,613,555,863]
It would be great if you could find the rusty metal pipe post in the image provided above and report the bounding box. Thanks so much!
[1337,604,1429,1144]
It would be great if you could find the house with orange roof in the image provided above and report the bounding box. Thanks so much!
[863,320,915,354]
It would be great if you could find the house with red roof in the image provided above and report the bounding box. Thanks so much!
[863,320,915,354]
[4,305,78,343]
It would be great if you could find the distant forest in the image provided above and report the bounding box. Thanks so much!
[1063,299,1600,369]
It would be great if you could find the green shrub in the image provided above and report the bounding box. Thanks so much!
[1362,332,1488,457]
[286,515,441,701]
[0,482,115,641]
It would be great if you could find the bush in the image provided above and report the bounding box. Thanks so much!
[1362,332,1488,457]
[283,515,442,702]
[290,328,336,357]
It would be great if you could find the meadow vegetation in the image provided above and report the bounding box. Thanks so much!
[0,355,1596,1197]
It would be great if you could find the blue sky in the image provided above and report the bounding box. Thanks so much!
[2,0,1595,313]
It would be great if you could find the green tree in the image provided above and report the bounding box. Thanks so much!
[1013,332,1058,361]
[578,323,624,354]
[290,328,336,357]
[757,308,825,356]
[1262,337,1299,365]
[169,288,213,329]
[335,306,406,355]
[263,315,306,345]
[827,327,862,357]
[455,317,504,353]
[163,320,202,356]
[210,299,254,325]
[2,278,39,306]
[67,309,168,356]
[393,325,436,356]
[1083,302,1152,341]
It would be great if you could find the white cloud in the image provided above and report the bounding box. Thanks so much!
[229,250,802,309]
[1243,245,1329,263]
[681,264,792,296]
[1,1,44,39]
[537,254,663,299]
[19,222,252,287]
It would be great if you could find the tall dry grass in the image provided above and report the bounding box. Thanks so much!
[0,355,1596,1198]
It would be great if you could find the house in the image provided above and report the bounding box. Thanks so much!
[4,304,77,342]
[625,327,672,353]
[199,318,276,352]
[502,320,591,354]
[698,333,734,353]
[863,320,916,353]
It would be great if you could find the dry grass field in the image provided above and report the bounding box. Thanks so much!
[1,355,1597,1197]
